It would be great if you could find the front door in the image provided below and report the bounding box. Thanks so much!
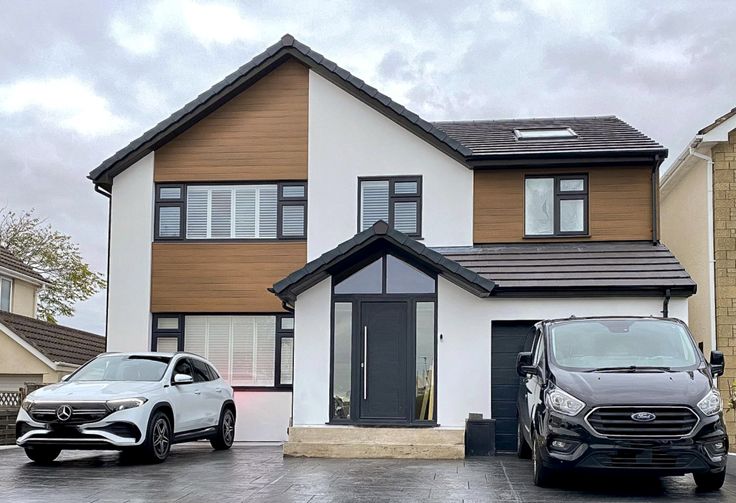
[359,301,408,422]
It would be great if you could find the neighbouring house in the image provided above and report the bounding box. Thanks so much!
[0,247,106,389]
[660,106,736,439]
[89,35,694,458]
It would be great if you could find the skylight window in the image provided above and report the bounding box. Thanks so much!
[514,128,577,140]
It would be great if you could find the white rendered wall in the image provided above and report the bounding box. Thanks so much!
[233,391,292,442]
[292,277,332,425]
[107,153,154,352]
[306,71,474,260]
[435,277,688,427]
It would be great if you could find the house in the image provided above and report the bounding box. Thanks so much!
[0,246,105,389]
[660,106,736,439]
[88,35,694,458]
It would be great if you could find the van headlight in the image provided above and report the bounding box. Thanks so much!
[697,389,722,416]
[107,398,148,412]
[545,385,585,417]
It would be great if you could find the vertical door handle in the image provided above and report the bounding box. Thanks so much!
[363,326,368,400]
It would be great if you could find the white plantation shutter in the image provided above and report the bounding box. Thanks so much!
[210,189,232,238]
[280,337,294,385]
[393,201,417,234]
[259,186,278,238]
[281,205,305,237]
[234,187,257,238]
[185,316,276,386]
[186,188,208,238]
[156,337,179,353]
[158,206,181,237]
[361,180,389,231]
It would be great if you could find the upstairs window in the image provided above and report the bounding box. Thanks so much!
[525,175,588,237]
[359,176,421,237]
[154,182,306,241]
[0,277,11,312]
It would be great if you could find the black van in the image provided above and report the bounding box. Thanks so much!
[516,317,728,490]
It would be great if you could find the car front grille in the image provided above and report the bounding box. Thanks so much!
[30,402,110,425]
[586,406,699,438]
[592,450,698,469]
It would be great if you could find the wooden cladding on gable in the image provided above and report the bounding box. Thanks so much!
[154,59,308,182]
[473,166,653,243]
[151,242,307,313]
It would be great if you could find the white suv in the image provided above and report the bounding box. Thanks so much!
[16,352,236,464]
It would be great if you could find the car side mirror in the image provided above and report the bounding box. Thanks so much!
[516,352,538,377]
[710,350,725,377]
[173,373,193,385]
[60,374,70,382]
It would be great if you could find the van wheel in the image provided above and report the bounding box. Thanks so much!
[693,469,726,491]
[532,435,553,487]
[141,411,171,463]
[210,408,235,450]
[24,446,61,464]
[517,421,531,459]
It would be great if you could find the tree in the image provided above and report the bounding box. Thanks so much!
[0,208,106,323]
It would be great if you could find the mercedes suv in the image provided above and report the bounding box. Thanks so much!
[516,317,728,490]
[16,352,236,464]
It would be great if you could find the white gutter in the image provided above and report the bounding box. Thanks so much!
[689,141,717,354]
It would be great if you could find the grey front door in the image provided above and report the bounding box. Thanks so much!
[359,301,408,422]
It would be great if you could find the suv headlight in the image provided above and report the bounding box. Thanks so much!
[107,397,148,412]
[21,398,34,412]
[697,389,722,416]
[545,385,585,417]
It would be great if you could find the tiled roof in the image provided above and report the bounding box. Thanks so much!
[0,312,105,366]
[0,247,45,282]
[272,221,495,302]
[698,107,736,135]
[433,116,666,157]
[434,241,695,296]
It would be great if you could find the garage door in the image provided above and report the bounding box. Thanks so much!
[491,321,536,452]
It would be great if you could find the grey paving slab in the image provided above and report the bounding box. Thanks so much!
[0,444,735,502]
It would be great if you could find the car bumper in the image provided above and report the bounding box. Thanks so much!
[537,411,728,475]
[15,405,148,450]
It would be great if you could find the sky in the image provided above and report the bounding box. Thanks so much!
[1,0,735,334]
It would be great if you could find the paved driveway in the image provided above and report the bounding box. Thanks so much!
[1,444,735,502]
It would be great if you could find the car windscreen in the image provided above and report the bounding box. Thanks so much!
[69,355,172,382]
[548,319,700,371]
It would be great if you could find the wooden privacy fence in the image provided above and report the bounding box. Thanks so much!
[0,385,45,446]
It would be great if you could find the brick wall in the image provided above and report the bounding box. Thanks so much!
[713,129,736,441]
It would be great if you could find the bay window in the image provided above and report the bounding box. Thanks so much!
[524,175,588,237]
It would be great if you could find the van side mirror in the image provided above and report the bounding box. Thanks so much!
[516,352,538,377]
[710,350,725,377]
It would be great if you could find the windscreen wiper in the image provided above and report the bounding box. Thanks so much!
[584,365,672,373]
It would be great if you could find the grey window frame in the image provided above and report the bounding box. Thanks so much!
[0,276,11,312]
[154,182,307,242]
[357,176,422,238]
[275,314,295,388]
[524,174,588,238]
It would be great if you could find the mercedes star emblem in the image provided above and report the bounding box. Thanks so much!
[56,404,72,422]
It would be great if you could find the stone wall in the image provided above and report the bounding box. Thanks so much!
[713,129,736,440]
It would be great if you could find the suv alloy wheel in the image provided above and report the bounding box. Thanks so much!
[211,408,235,450]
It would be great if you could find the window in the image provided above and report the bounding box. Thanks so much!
[332,302,352,419]
[0,277,11,312]
[276,314,294,387]
[415,302,435,421]
[191,359,212,382]
[333,254,436,295]
[152,314,182,352]
[524,175,588,237]
[359,177,421,237]
[154,182,306,241]
[514,128,577,140]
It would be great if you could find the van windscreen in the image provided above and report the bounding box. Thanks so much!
[548,319,700,371]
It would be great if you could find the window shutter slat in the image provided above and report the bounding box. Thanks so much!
[158,206,181,238]
[186,188,208,238]
[207,317,232,383]
[281,205,305,237]
[361,180,389,231]
[259,186,277,238]
[393,201,417,234]
[255,317,276,386]
[234,187,257,238]
[280,337,294,385]
[232,317,255,386]
[156,337,179,353]
[183,317,207,359]
[210,189,232,238]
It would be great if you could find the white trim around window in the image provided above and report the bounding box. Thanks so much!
[0,276,12,313]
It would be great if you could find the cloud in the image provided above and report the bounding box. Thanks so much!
[0,76,130,137]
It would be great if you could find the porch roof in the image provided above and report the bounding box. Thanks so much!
[270,221,496,303]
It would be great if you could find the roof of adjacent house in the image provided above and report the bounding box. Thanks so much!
[88,35,666,189]
[271,220,496,302]
[434,241,695,297]
[434,116,665,158]
[0,246,46,283]
[699,106,736,135]
[0,312,105,366]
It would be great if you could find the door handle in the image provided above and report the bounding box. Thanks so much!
[194,389,201,395]
[215,388,223,393]
[363,326,368,400]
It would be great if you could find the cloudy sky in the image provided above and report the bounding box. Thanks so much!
[1,0,735,334]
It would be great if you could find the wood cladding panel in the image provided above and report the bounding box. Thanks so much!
[473,167,653,243]
[151,242,306,313]
[154,59,308,182]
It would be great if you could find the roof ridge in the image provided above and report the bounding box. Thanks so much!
[432,115,619,124]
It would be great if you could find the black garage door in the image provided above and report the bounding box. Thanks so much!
[491,321,536,452]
